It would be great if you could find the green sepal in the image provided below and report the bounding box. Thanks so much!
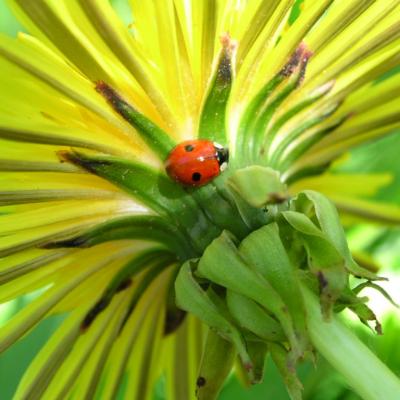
[293,191,381,281]
[251,51,312,163]
[211,172,268,231]
[239,223,310,357]
[353,281,399,309]
[226,290,285,342]
[163,268,187,335]
[96,81,175,159]
[251,76,302,161]
[81,249,173,330]
[270,343,303,400]
[281,211,348,318]
[59,150,189,215]
[60,150,220,253]
[269,101,342,168]
[246,341,268,384]
[196,329,236,400]
[193,185,250,239]
[42,215,193,260]
[198,36,234,145]
[264,81,334,165]
[233,70,285,166]
[234,45,317,166]
[196,231,300,357]
[227,166,287,208]
[119,261,168,331]
[278,114,348,170]
[175,261,254,375]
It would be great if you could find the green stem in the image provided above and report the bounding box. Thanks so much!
[302,285,400,400]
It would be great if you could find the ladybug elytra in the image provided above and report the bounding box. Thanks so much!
[165,140,229,186]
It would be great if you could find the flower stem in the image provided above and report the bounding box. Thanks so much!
[301,285,400,400]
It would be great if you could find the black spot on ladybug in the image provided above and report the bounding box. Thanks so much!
[197,376,206,387]
[184,144,194,152]
[192,172,202,182]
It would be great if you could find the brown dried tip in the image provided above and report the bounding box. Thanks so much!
[56,149,73,164]
[220,33,237,54]
[281,42,313,80]
[95,80,123,105]
[116,278,133,292]
[375,320,383,335]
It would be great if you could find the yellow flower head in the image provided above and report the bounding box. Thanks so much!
[0,0,399,399]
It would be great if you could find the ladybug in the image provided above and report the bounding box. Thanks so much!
[165,139,229,186]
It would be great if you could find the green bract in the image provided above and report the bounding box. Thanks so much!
[175,181,395,399]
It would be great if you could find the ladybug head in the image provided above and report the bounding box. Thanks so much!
[214,142,229,171]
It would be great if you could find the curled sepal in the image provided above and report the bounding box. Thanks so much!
[196,231,300,358]
[96,81,175,159]
[195,329,236,400]
[281,211,347,319]
[198,34,235,145]
[270,343,303,400]
[227,166,288,208]
[226,290,285,342]
[354,281,399,309]
[175,261,254,378]
[292,191,381,280]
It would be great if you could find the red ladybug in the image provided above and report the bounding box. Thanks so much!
[165,140,229,186]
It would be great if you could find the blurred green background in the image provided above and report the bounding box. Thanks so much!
[0,0,399,399]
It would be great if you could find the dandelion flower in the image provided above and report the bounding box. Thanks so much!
[0,1,400,399]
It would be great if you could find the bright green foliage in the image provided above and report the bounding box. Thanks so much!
[175,175,394,399]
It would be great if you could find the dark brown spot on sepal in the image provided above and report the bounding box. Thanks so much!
[317,271,328,291]
[164,308,186,335]
[116,278,132,292]
[80,298,109,332]
[80,279,132,332]
[196,376,206,388]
